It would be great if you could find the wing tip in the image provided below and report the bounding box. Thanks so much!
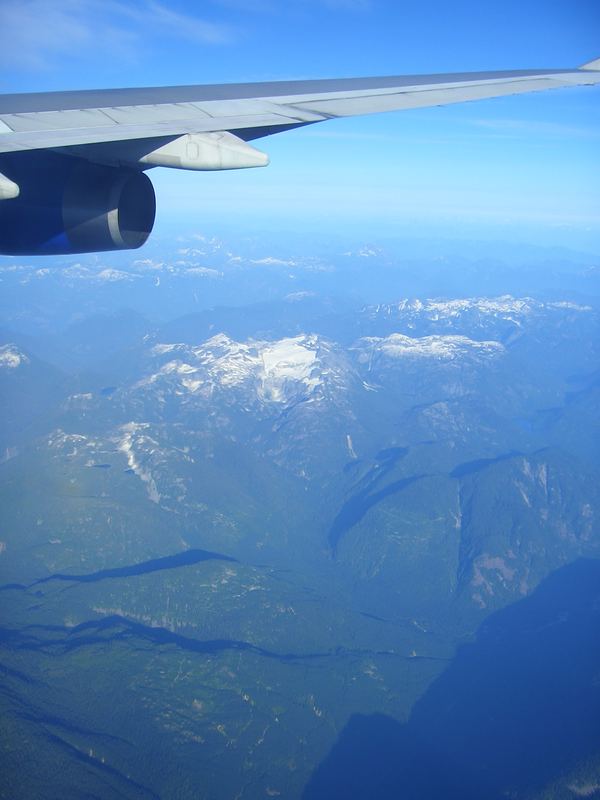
[580,57,600,71]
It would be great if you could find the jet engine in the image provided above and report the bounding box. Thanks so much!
[0,152,155,255]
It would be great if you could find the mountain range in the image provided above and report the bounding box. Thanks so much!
[1,237,599,799]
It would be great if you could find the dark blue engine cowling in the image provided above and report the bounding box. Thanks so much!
[0,151,156,255]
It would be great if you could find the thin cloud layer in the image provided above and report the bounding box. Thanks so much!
[469,117,600,139]
[213,0,372,14]
[0,0,232,71]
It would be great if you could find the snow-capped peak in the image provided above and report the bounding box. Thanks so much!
[356,333,504,362]
[0,344,29,369]
[367,295,594,319]
[141,333,347,408]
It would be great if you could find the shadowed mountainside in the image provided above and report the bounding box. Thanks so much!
[304,558,600,800]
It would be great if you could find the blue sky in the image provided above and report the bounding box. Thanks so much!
[1,0,598,248]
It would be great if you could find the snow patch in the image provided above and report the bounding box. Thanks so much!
[117,423,161,504]
[95,268,137,282]
[250,257,297,267]
[259,338,318,402]
[346,435,358,459]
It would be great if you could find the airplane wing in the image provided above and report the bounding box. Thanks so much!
[0,59,598,255]
[2,61,600,156]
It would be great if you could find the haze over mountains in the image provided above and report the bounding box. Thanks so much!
[0,233,599,799]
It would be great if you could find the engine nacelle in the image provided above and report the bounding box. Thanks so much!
[0,152,155,255]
